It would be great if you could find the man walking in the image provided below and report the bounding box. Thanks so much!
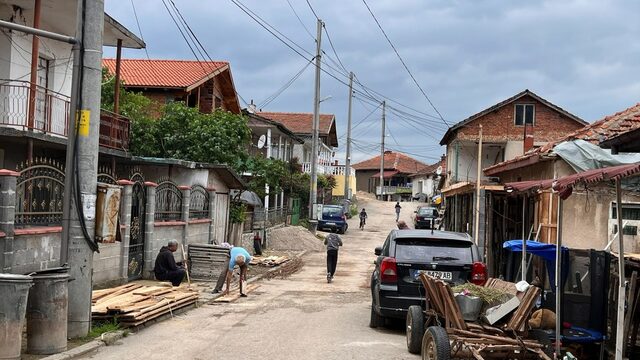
[324,229,343,283]
[213,246,253,297]
[154,240,186,287]
[395,202,402,222]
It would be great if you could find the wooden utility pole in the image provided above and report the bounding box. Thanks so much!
[379,101,386,200]
[474,125,483,244]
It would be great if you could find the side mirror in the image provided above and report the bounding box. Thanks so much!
[374,247,382,256]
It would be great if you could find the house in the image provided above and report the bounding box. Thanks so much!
[483,103,640,263]
[352,150,429,201]
[0,1,145,169]
[439,89,586,258]
[408,155,446,202]
[102,59,241,115]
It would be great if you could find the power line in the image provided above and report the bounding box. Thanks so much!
[360,0,448,127]
[305,0,320,20]
[285,0,315,40]
[258,58,314,108]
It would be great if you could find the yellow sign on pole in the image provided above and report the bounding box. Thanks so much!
[76,110,90,137]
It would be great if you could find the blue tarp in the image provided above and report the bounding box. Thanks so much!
[503,240,568,263]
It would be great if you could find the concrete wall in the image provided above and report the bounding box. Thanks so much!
[11,229,61,274]
[355,169,378,192]
[92,241,123,286]
[447,142,504,184]
[331,174,356,197]
[187,221,210,245]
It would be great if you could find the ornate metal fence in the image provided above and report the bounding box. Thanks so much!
[189,184,209,219]
[15,158,65,227]
[155,179,182,221]
[97,164,118,185]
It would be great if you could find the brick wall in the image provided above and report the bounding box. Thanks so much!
[451,95,584,144]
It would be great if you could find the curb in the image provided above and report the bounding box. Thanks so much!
[41,330,127,360]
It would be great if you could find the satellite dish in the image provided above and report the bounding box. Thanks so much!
[257,135,266,149]
[436,166,443,175]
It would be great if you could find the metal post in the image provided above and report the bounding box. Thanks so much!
[555,197,563,359]
[265,128,272,221]
[522,195,527,282]
[474,125,483,246]
[309,19,323,219]
[379,101,385,200]
[615,178,626,360]
[64,0,105,338]
[344,72,353,202]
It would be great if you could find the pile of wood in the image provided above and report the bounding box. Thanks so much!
[249,255,290,267]
[92,283,199,327]
[187,244,230,281]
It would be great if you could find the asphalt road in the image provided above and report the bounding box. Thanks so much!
[84,197,424,360]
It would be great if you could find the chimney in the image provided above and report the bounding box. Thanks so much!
[248,99,257,114]
[524,134,534,154]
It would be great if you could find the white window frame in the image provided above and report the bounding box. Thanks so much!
[514,103,535,126]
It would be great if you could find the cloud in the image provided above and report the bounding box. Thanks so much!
[105,0,640,164]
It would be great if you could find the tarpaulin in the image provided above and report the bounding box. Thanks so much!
[554,139,640,173]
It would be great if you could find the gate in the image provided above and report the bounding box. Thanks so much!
[290,198,301,225]
[127,172,146,280]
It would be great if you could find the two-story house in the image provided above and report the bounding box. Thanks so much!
[440,89,586,259]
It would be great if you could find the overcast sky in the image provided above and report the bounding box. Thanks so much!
[104,0,640,165]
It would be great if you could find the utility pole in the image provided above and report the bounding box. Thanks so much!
[474,125,483,244]
[344,72,353,203]
[379,101,386,200]
[309,19,323,220]
[61,0,105,338]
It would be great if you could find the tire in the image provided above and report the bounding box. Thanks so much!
[529,329,553,358]
[369,304,384,328]
[406,305,425,354]
[422,326,450,360]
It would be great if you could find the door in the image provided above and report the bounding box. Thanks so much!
[127,175,146,280]
[290,198,300,225]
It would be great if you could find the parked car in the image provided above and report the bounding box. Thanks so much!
[413,206,439,229]
[318,205,348,234]
[369,229,486,328]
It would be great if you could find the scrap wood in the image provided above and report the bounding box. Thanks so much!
[92,283,144,305]
[451,329,543,349]
[214,284,260,303]
[506,286,541,332]
[92,283,139,302]
[119,298,196,327]
[484,278,518,296]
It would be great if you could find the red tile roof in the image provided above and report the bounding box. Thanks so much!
[353,151,430,174]
[409,156,447,177]
[102,59,229,89]
[484,103,640,175]
[257,112,334,135]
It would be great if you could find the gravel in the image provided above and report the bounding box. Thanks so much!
[268,226,324,252]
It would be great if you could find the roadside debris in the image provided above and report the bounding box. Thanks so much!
[250,255,290,267]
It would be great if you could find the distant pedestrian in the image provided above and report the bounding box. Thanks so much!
[359,208,368,230]
[213,246,253,297]
[397,220,409,230]
[395,202,402,222]
[154,240,186,287]
[324,229,343,283]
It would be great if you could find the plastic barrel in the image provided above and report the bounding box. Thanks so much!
[0,274,33,360]
[26,272,70,355]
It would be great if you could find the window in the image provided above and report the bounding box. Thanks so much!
[515,104,535,126]
[611,203,640,220]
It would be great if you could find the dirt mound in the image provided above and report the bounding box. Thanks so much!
[268,226,324,252]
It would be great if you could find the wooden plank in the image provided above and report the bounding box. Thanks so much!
[624,271,638,350]
[451,329,543,348]
[93,283,143,304]
[213,284,260,303]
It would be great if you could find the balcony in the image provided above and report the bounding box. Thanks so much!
[376,185,412,196]
[0,80,130,151]
[301,163,355,176]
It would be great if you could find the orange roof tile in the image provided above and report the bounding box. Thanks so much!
[257,112,334,135]
[353,151,430,174]
[102,59,229,89]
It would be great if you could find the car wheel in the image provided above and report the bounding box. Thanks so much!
[369,304,384,328]
[422,326,450,360]
[406,305,425,354]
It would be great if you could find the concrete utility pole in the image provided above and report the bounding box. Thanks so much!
[309,18,323,219]
[343,72,353,203]
[62,0,105,338]
[474,125,483,244]
[379,101,385,200]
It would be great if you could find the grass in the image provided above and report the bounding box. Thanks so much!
[451,283,511,305]
[84,319,120,340]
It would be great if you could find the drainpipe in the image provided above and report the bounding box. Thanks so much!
[454,140,459,183]
[26,0,42,161]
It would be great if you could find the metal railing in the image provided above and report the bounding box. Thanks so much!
[15,158,65,227]
[376,185,412,195]
[155,179,183,221]
[301,162,355,176]
[0,80,131,150]
[189,184,210,219]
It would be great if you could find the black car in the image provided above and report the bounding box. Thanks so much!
[369,229,486,328]
[413,206,439,229]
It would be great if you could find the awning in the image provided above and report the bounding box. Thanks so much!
[504,179,555,194]
[553,162,640,194]
[370,170,399,179]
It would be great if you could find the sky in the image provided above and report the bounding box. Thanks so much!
[104,0,640,165]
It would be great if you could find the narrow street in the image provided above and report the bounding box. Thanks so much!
[83,197,423,360]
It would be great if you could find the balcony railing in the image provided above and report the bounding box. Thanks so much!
[301,162,355,176]
[376,185,412,195]
[0,80,130,150]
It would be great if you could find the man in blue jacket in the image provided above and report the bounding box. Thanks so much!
[213,246,253,297]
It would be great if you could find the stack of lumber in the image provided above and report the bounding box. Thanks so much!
[91,283,199,327]
[249,255,290,267]
[187,244,230,281]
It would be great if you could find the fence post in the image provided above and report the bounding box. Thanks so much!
[179,186,190,251]
[207,187,216,244]
[117,180,133,282]
[143,181,157,279]
[0,169,19,272]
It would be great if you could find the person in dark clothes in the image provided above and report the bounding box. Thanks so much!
[324,229,343,283]
[154,240,185,286]
[395,202,402,222]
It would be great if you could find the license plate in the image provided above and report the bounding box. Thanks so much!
[326,222,336,226]
[414,270,452,280]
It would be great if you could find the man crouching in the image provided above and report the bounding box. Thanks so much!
[213,246,252,297]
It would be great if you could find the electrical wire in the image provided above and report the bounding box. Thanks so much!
[285,0,314,40]
[258,58,314,108]
[360,0,448,127]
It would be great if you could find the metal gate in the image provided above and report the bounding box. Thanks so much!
[127,173,146,280]
[290,198,301,225]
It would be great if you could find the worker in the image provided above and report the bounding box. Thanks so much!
[395,202,402,222]
[153,240,186,287]
[324,229,343,283]
[213,246,253,297]
[397,220,409,230]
